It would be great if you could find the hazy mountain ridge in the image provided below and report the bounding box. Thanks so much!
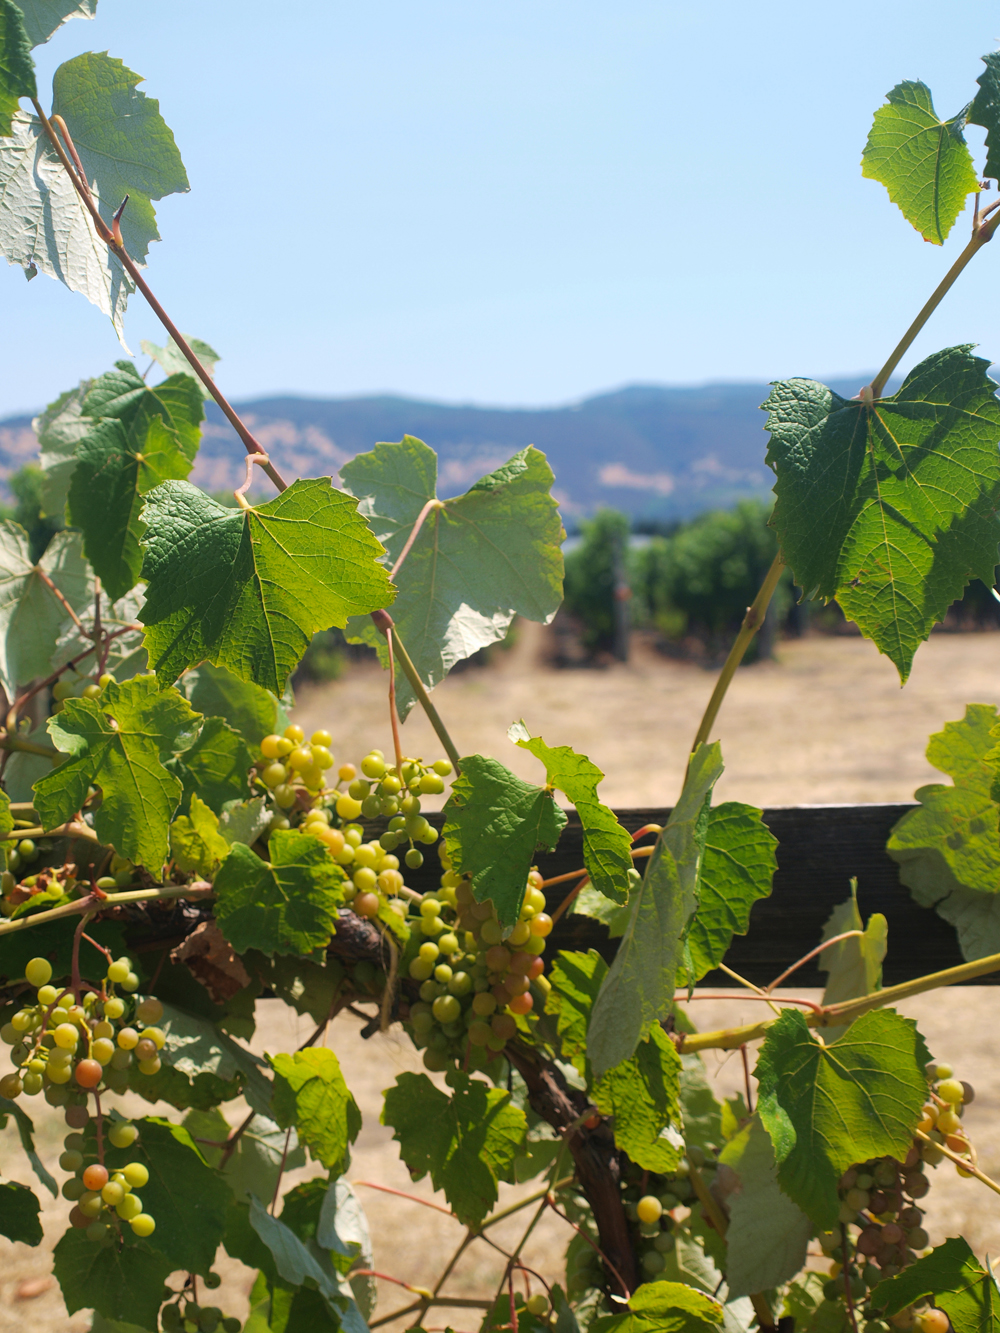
[0,376,875,520]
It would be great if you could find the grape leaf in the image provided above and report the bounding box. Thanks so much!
[67,360,204,600]
[0,1096,57,1194]
[213,832,345,956]
[381,1069,527,1228]
[765,347,1000,682]
[98,1115,230,1275]
[187,1109,305,1207]
[587,743,723,1077]
[51,52,188,264]
[862,81,978,244]
[342,437,563,718]
[51,587,147,681]
[141,333,220,398]
[754,1007,930,1229]
[717,1114,811,1298]
[970,54,1000,184]
[218,795,270,848]
[546,948,607,1074]
[270,1047,361,1173]
[442,754,567,925]
[248,1194,351,1321]
[818,880,887,1040]
[169,793,231,876]
[53,1228,173,1328]
[139,478,393,695]
[0,524,91,694]
[871,1237,1000,1333]
[16,0,96,48]
[0,1179,42,1244]
[181,661,290,749]
[157,1002,272,1114]
[248,952,342,1025]
[679,802,777,986]
[593,1024,683,1175]
[0,111,134,334]
[509,722,633,904]
[318,1178,376,1317]
[0,1,36,137]
[169,715,253,814]
[34,675,200,868]
[590,1281,724,1333]
[36,379,93,518]
[677,1052,723,1155]
[888,705,1000,900]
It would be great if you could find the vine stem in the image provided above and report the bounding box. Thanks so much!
[35,568,86,634]
[384,628,405,778]
[676,946,1000,1054]
[32,100,289,495]
[689,554,785,758]
[369,611,462,771]
[840,1222,860,1333]
[913,1129,1000,1198]
[765,929,864,992]
[2,821,98,843]
[0,882,211,937]
[0,736,60,759]
[389,499,444,580]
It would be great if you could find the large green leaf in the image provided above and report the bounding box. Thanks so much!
[53,1228,172,1328]
[509,722,633,904]
[754,1007,930,1229]
[35,675,199,868]
[0,111,133,335]
[99,1115,230,1275]
[67,361,203,600]
[270,1048,361,1174]
[139,478,393,695]
[593,1024,682,1175]
[442,753,567,925]
[36,379,92,518]
[169,714,254,815]
[679,802,776,986]
[141,333,220,398]
[970,53,1000,184]
[213,832,345,956]
[888,705,1000,899]
[587,743,723,1077]
[0,1180,42,1244]
[187,1108,305,1208]
[546,948,607,1074]
[765,347,1000,681]
[818,881,887,1040]
[0,524,91,694]
[157,1001,272,1115]
[342,437,563,717]
[181,661,289,749]
[169,793,231,876]
[862,81,978,244]
[0,0,36,136]
[247,1195,348,1321]
[871,1237,1000,1333]
[51,52,188,264]
[16,0,96,48]
[51,587,147,682]
[382,1069,527,1228]
[590,1281,724,1333]
[717,1114,811,1298]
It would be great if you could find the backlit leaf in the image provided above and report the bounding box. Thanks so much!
[213,832,345,956]
[443,754,566,925]
[590,1281,724,1333]
[871,1237,1000,1333]
[0,1,36,136]
[545,948,606,1074]
[35,675,199,868]
[170,714,253,814]
[862,81,978,243]
[141,333,220,398]
[169,792,231,876]
[139,478,393,695]
[755,1007,930,1228]
[181,661,290,749]
[819,880,887,1040]
[51,52,188,264]
[270,1048,361,1174]
[16,0,96,48]
[67,360,203,600]
[587,743,723,1077]
[343,437,563,717]
[50,587,147,682]
[765,347,1000,681]
[35,379,92,518]
[247,1195,352,1322]
[0,524,90,694]
[509,721,633,904]
[157,1001,272,1115]
[593,1024,682,1175]
[382,1069,527,1228]
[970,53,1000,184]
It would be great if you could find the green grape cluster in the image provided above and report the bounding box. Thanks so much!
[403,856,552,1073]
[161,1286,241,1333]
[918,1060,976,1171]
[0,955,168,1101]
[0,834,42,879]
[63,1126,156,1241]
[624,1152,701,1284]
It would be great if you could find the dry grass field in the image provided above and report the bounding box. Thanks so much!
[4,630,1000,1332]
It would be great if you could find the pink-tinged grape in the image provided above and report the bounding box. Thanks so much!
[504,974,530,996]
[82,1164,108,1191]
[485,945,510,972]
[25,957,52,987]
[64,1105,89,1129]
[354,892,380,919]
[509,992,534,1015]
[529,912,553,938]
[468,1021,493,1046]
[916,1313,950,1333]
[491,1014,517,1041]
[135,1040,157,1062]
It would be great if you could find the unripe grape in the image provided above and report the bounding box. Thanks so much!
[419,773,445,795]
[261,762,288,788]
[336,794,364,820]
[845,1188,870,1211]
[283,723,305,743]
[472,992,497,1016]
[59,1149,84,1172]
[18,839,36,859]
[273,784,297,809]
[92,1039,115,1065]
[83,1164,109,1191]
[64,1105,90,1129]
[130,1213,156,1237]
[56,993,74,1009]
[642,1250,665,1275]
[101,996,124,1020]
[125,972,139,991]
[116,1193,143,1220]
[117,1027,139,1050]
[361,754,386,779]
[110,1049,132,1071]
[432,759,453,776]
[468,1020,492,1046]
[636,1195,663,1224]
[0,1024,16,1045]
[432,995,461,1024]
[448,972,472,996]
[138,1057,162,1076]
[408,957,434,981]
[433,963,453,984]
[10,1010,32,1032]
[480,919,504,946]
[78,1191,103,1218]
[139,1027,166,1051]
[107,959,130,984]
[491,1013,517,1041]
[62,1177,85,1201]
[53,1023,79,1050]
[36,984,59,1008]
[25,957,52,987]
[96,875,117,890]
[108,1121,138,1149]
[937,1108,962,1134]
[102,1181,125,1205]
[938,1079,964,1104]
[47,1063,72,1084]
[525,1294,549,1317]
[405,848,424,869]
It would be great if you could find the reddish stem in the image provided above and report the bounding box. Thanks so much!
[766,929,864,992]
[674,992,823,1014]
[385,629,405,777]
[545,1196,631,1300]
[390,499,444,580]
[352,1181,454,1217]
[548,874,591,925]
[93,1090,105,1167]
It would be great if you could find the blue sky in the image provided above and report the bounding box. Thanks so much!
[2,0,1000,417]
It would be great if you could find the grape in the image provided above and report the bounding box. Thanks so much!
[53,1023,79,1050]
[25,957,52,987]
[432,995,461,1024]
[641,1250,665,1275]
[82,1164,109,1191]
[49,1063,74,1084]
[107,959,130,985]
[283,724,305,744]
[101,1180,125,1206]
[433,760,453,776]
[92,1039,115,1065]
[103,997,125,1021]
[117,1027,139,1050]
[509,992,534,1015]
[139,1026,166,1050]
[0,1073,22,1098]
[108,1121,138,1149]
[354,892,380,919]
[138,1056,162,1076]
[636,1195,662,1224]
[136,997,164,1026]
[405,848,424,869]
[130,1213,156,1236]
[937,1078,964,1104]
[353,867,377,893]
[917,1313,950,1333]
[59,1149,84,1172]
[419,773,445,795]
[904,1171,930,1199]
[530,912,553,938]
[261,762,288,788]
[408,957,434,981]
[116,1193,142,1220]
[65,1105,89,1129]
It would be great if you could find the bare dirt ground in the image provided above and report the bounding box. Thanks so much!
[4,631,1000,1332]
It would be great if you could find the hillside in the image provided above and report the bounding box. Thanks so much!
[0,375,875,521]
